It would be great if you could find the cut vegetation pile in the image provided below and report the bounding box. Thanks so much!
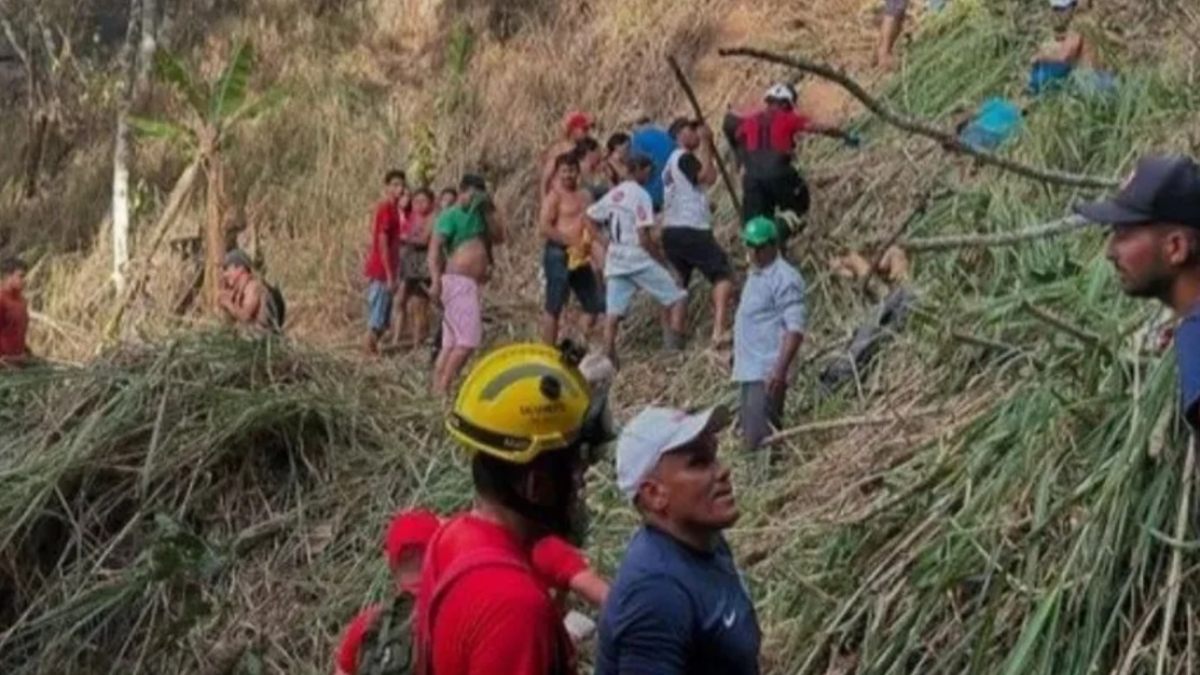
[0,334,468,674]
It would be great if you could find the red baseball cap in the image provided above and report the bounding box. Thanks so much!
[383,509,441,568]
[564,111,593,134]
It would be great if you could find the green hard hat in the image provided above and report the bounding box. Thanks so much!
[742,216,779,247]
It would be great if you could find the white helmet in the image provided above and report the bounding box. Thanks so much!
[764,83,797,105]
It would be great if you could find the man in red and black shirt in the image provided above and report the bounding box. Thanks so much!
[363,170,407,355]
[724,84,858,236]
[0,257,31,366]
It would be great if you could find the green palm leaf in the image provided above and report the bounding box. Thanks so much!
[211,41,255,126]
[128,116,196,151]
[153,50,207,116]
[224,87,286,129]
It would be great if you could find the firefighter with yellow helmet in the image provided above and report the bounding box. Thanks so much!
[415,342,612,675]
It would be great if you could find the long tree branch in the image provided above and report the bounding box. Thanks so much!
[896,214,1091,252]
[717,46,1119,190]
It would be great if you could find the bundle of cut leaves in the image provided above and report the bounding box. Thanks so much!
[0,333,456,674]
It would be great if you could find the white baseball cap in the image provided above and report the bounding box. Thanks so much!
[616,405,731,501]
[764,83,797,105]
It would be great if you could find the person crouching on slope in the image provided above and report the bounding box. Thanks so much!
[418,343,614,675]
[428,174,507,396]
[588,153,688,368]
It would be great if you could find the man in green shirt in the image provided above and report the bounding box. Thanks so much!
[428,174,507,395]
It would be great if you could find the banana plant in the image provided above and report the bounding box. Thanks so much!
[130,41,281,313]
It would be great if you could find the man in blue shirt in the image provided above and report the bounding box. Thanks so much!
[1076,154,1200,428]
[733,216,807,449]
[597,405,760,675]
[630,118,676,212]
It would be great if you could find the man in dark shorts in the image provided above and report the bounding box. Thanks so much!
[724,84,858,237]
[540,153,605,344]
[662,117,734,346]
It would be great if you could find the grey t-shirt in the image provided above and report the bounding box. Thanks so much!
[733,257,807,382]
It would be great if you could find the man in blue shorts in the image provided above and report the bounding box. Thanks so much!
[587,154,687,367]
[1076,154,1200,429]
[597,404,760,675]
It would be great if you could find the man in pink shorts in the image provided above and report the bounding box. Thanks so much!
[428,174,507,395]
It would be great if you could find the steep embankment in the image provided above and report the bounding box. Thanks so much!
[4,0,1200,673]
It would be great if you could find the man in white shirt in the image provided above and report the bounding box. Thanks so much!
[587,153,687,368]
[662,118,734,347]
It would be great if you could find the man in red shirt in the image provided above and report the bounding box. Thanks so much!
[723,84,858,236]
[364,170,407,355]
[417,342,612,675]
[0,257,31,365]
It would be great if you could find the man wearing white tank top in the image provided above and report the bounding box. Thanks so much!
[662,118,734,347]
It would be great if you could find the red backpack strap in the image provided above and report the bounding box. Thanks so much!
[415,548,531,675]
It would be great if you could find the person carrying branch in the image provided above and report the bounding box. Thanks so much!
[732,217,807,450]
[723,84,858,237]
[662,117,734,348]
[1077,154,1200,430]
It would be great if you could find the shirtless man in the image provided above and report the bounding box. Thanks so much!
[428,174,507,395]
[218,249,277,333]
[540,153,604,345]
[541,111,593,195]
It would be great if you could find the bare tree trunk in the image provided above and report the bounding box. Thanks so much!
[103,159,200,343]
[111,0,141,294]
[135,0,157,95]
[202,143,226,312]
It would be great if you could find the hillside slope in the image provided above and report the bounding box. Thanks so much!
[4,0,1200,673]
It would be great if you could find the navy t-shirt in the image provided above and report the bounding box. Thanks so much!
[595,525,760,675]
[1177,308,1200,428]
[630,126,676,212]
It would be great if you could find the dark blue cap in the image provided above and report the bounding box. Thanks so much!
[1075,155,1200,228]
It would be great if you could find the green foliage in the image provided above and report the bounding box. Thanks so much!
[211,42,257,125]
[154,49,209,117]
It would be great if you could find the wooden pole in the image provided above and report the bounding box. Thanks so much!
[667,55,743,220]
